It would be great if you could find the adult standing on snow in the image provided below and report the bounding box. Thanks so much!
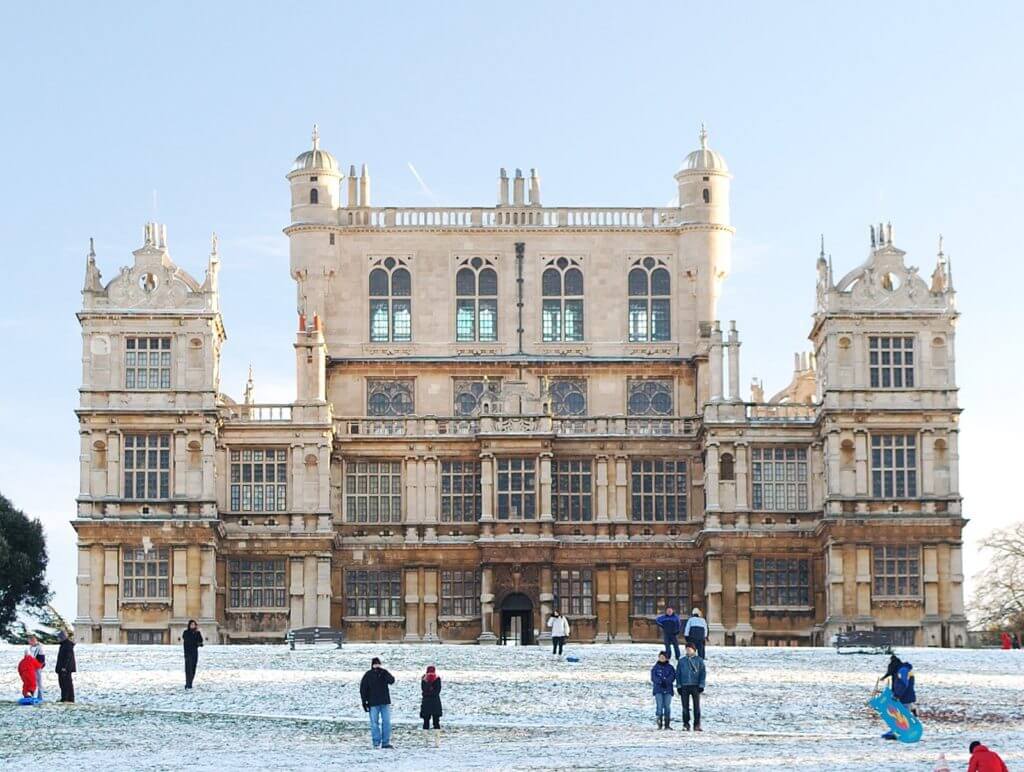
[650,651,676,729]
[182,619,203,689]
[675,641,706,731]
[548,610,571,656]
[655,606,682,660]
[55,630,76,703]
[999,631,1012,649]
[420,665,443,730]
[684,608,708,659]
[25,634,45,700]
[967,740,1009,772]
[360,656,396,749]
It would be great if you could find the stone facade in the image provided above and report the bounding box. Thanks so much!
[72,128,967,647]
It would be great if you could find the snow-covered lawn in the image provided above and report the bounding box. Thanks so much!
[1,643,1021,770]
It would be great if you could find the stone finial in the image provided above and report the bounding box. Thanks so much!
[83,237,103,292]
[312,123,320,150]
[244,365,255,405]
[870,224,876,248]
[699,122,708,150]
[819,234,825,260]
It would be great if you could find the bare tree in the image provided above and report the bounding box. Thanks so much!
[970,522,1024,631]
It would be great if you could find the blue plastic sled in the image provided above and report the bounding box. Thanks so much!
[868,687,923,743]
[17,697,42,706]
[566,656,580,663]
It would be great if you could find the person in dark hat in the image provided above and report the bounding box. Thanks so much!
[360,657,395,749]
[55,631,76,703]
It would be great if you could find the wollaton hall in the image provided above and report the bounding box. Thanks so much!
[72,127,966,646]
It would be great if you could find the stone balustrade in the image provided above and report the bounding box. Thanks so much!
[333,415,699,438]
[331,206,684,230]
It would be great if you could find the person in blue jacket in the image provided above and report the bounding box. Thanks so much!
[650,651,676,729]
[881,658,917,740]
[655,606,683,660]
[675,641,707,731]
[683,607,709,659]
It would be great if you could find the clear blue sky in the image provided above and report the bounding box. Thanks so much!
[1,1,1020,618]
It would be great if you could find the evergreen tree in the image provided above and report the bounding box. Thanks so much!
[0,492,51,639]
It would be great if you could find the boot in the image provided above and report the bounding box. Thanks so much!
[664,718,673,730]
[694,724,702,732]
[657,716,663,729]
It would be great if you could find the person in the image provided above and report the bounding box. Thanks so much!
[655,606,683,660]
[548,610,571,656]
[360,656,396,749]
[684,608,709,659]
[25,634,45,700]
[55,631,76,703]
[999,631,1012,650]
[650,651,676,729]
[420,665,442,730]
[880,657,917,740]
[967,740,1009,772]
[182,619,203,689]
[18,653,43,699]
[1013,633,1022,650]
[675,641,706,731]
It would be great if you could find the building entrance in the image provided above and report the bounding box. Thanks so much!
[499,592,533,646]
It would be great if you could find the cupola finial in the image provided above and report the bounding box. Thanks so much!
[699,122,708,150]
[211,231,219,257]
[311,123,320,150]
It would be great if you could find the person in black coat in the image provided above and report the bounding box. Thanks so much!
[55,631,76,703]
[420,665,443,730]
[360,657,396,749]
[182,620,204,689]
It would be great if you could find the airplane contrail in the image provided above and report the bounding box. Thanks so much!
[407,162,435,200]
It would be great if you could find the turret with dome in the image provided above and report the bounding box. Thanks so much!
[288,124,341,223]
[675,124,731,227]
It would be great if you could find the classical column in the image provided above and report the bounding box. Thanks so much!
[948,430,960,494]
[423,456,438,541]
[101,546,120,643]
[479,453,494,538]
[478,565,497,644]
[727,321,741,401]
[200,546,217,630]
[289,557,305,629]
[827,543,845,620]
[202,431,217,514]
[809,440,825,512]
[75,545,95,637]
[317,444,331,524]
[825,431,841,498]
[290,445,304,531]
[734,442,749,518]
[921,428,935,496]
[538,565,553,642]
[705,444,721,529]
[853,430,869,497]
[613,564,632,642]
[733,556,753,644]
[106,431,121,505]
[316,556,332,627]
[404,567,421,641]
[422,568,439,642]
[855,546,872,623]
[303,557,318,628]
[405,454,419,542]
[709,322,724,401]
[613,455,629,540]
[595,455,610,538]
[596,566,611,642]
[539,452,553,537]
[172,547,189,619]
[705,556,725,645]
[79,431,91,499]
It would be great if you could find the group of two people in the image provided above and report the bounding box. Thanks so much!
[359,657,443,750]
[16,632,77,703]
[997,631,1021,650]
[650,606,709,731]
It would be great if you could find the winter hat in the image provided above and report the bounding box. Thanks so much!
[57,631,67,642]
[969,742,981,753]
[371,657,381,666]
[425,664,438,683]
[426,665,436,673]
[657,651,668,660]
[685,642,697,652]
[692,607,702,617]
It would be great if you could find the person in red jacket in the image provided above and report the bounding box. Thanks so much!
[968,741,1009,772]
[18,654,42,698]
[999,631,1012,649]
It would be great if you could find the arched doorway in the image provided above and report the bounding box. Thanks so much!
[499,592,533,646]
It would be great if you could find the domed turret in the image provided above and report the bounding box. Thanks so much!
[288,124,342,224]
[675,124,731,226]
[680,125,729,173]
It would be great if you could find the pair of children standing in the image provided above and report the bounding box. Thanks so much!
[650,642,707,731]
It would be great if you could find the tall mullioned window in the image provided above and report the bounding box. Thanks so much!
[869,336,915,388]
[541,257,584,341]
[632,569,691,616]
[366,379,414,416]
[871,434,918,497]
[631,459,687,521]
[873,545,921,598]
[125,336,171,390]
[751,447,809,511]
[441,570,480,616]
[345,569,402,617]
[553,569,593,615]
[345,461,402,523]
[456,258,498,342]
[440,460,481,522]
[228,558,287,608]
[122,547,170,600]
[753,558,810,607]
[369,258,412,342]
[552,459,593,521]
[549,378,586,416]
[230,448,287,512]
[123,433,171,500]
[496,457,536,519]
[628,257,671,342]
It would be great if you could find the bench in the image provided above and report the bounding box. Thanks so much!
[834,630,893,655]
[286,627,345,650]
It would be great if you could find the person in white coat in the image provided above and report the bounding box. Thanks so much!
[548,610,571,655]
[25,635,45,700]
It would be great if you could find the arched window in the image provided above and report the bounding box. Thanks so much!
[719,452,734,481]
[455,257,498,342]
[542,257,584,342]
[309,188,319,205]
[628,257,671,342]
[369,258,412,342]
[702,188,710,204]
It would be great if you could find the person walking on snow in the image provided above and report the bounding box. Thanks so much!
[182,619,203,689]
[967,740,1009,772]
[880,656,917,740]
[655,606,683,660]
[650,651,676,729]
[684,608,709,659]
[675,641,707,731]
[17,653,42,699]
[25,634,45,700]
[360,656,396,749]
[55,630,76,703]
[420,665,443,730]
[999,631,1012,649]
[548,610,571,656]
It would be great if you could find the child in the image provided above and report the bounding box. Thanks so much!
[881,658,917,740]
[18,653,43,699]
[650,651,676,729]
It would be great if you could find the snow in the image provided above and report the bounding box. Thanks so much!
[1,643,1022,770]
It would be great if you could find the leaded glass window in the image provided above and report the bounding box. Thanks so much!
[873,545,921,597]
[345,460,403,523]
[125,336,171,390]
[369,257,412,342]
[345,569,402,617]
[869,336,915,388]
[122,547,170,600]
[228,558,287,608]
[628,257,671,342]
[751,447,809,511]
[549,378,586,416]
[123,434,171,500]
[630,459,687,521]
[456,257,498,342]
[752,558,810,606]
[230,448,288,512]
[367,379,414,416]
[440,460,481,522]
[453,377,501,416]
[632,569,690,616]
[496,457,536,519]
[871,434,918,497]
[541,257,584,342]
[441,570,480,616]
[627,378,673,416]
[552,459,592,521]
[553,568,593,615]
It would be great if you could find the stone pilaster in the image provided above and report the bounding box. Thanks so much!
[733,555,753,644]
[478,565,497,644]
[404,568,421,641]
[705,556,725,644]
[538,565,553,642]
